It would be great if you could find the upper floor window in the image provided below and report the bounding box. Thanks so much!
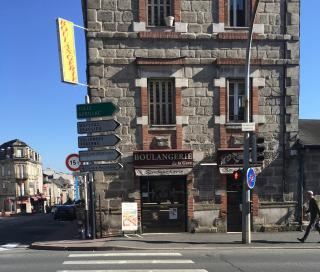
[147,0,172,26]
[16,149,23,158]
[229,0,247,27]
[148,79,175,125]
[228,80,245,122]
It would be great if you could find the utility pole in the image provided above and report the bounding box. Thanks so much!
[242,0,260,244]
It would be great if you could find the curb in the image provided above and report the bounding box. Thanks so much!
[29,243,320,251]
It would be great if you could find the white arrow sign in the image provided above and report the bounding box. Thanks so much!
[79,149,122,162]
[80,163,123,172]
[77,119,120,134]
[78,135,121,148]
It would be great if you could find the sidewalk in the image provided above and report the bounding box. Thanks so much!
[30,231,320,251]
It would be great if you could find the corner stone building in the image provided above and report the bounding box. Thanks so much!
[82,0,300,235]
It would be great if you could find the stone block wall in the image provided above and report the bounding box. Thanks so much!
[83,0,300,234]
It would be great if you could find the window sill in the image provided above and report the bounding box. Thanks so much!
[225,122,243,130]
[146,26,175,32]
[224,26,249,31]
[148,125,177,131]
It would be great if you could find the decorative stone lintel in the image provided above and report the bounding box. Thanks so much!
[135,78,147,88]
[212,23,225,33]
[253,115,265,124]
[215,115,226,124]
[136,116,148,125]
[253,77,266,88]
[176,116,189,125]
[213,78,226,88]
[253,24,264,34]
[175,22,188,33]
[133,22,146,32]
[176,78,188,88]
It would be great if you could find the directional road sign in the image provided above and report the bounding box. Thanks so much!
[65,153,80,172]
[77,119,120,134]
[79,149,122,162]
[77,102,119,119]
[78,135,121,148]
[80,163,123,172]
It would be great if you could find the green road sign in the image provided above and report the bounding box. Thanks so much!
[77,102,119,119]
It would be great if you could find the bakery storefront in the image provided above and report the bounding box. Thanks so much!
[133,150,193,233]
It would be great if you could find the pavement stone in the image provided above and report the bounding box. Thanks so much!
[30,231,320,251]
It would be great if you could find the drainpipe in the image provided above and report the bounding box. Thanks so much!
[297,141,304,230]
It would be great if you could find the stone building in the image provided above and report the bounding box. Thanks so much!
[0,139,44,214]
[81,0,300,234]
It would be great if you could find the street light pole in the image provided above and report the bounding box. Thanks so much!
[242,0,260,244]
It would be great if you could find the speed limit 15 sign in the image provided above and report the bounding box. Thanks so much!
[65,153,80,171]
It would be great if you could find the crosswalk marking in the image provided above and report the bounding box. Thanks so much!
[0,243,23,251]
[57,268,208,272]
[63,259,194,265]
[69,253,182,257]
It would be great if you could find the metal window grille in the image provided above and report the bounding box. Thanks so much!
[148,79,175,125]
[147,0,172,26]
[228,80,245,122]
[229,0,247,27]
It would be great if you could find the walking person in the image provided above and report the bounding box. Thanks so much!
[297,191,320,242]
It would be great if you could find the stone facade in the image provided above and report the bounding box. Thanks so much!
[0,139,44,214]
[82,0,300,235]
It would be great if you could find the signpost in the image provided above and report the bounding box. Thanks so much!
[77,120,120,134]
[65,153,80,172]
[79,149,122,162]
[78,135,121,148]
[80,163,123,172]
[77,102,119,119]
[122,202,138,232]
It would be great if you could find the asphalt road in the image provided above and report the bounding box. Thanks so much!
[1,248,320,272]
[0,213,78,246]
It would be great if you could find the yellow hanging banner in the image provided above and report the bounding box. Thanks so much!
[57,18,78,84]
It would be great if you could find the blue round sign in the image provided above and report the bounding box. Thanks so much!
[246,168,256,189]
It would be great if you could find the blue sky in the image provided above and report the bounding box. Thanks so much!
[0,1,316,173]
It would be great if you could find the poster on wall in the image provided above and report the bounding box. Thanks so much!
[169,208,178,220]
[122,202,138,231]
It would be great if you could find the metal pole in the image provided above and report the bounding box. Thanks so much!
[99,194,102,238]
[243,0,260,244]
[89,172,96,239]
[83,175,90,238]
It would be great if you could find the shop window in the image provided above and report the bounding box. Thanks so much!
[229,0,247,27]
[148,79,175,125]
[147,0,173,26]
[228,79,245,122]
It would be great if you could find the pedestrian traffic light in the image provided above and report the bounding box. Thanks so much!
[256,136,265,162]
[232,169,242,181]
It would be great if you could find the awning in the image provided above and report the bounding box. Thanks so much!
[135,168,192,176]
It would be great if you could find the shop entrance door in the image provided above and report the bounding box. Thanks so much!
[227,175,242,232]
[140,176,187,233]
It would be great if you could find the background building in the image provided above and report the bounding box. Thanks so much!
[81,0,300,235]
[43,168,76,207]
[0,139,44,214]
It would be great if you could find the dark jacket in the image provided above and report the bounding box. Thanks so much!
[307,198,320,218]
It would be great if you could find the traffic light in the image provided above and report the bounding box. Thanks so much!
[250,134,265,164]
[256,136,265,162]
[232,169,242,181]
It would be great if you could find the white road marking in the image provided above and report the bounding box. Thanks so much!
[57,270,208,272]
[63,259,194,265]
[68,253,182,257]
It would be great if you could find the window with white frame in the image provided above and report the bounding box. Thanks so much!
[148,79,175,125]
[229,0,247,27]
[16,148,23,158]
[147,0,172,26]
[228,79,245,122]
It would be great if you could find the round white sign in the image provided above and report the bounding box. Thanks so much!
[65,153,80,171]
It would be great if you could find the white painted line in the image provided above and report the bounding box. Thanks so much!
[1,243,19,248]
[57,268,208,272]
[0,248,9,251]
[63,259,194,265]
[69,253,182,257]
